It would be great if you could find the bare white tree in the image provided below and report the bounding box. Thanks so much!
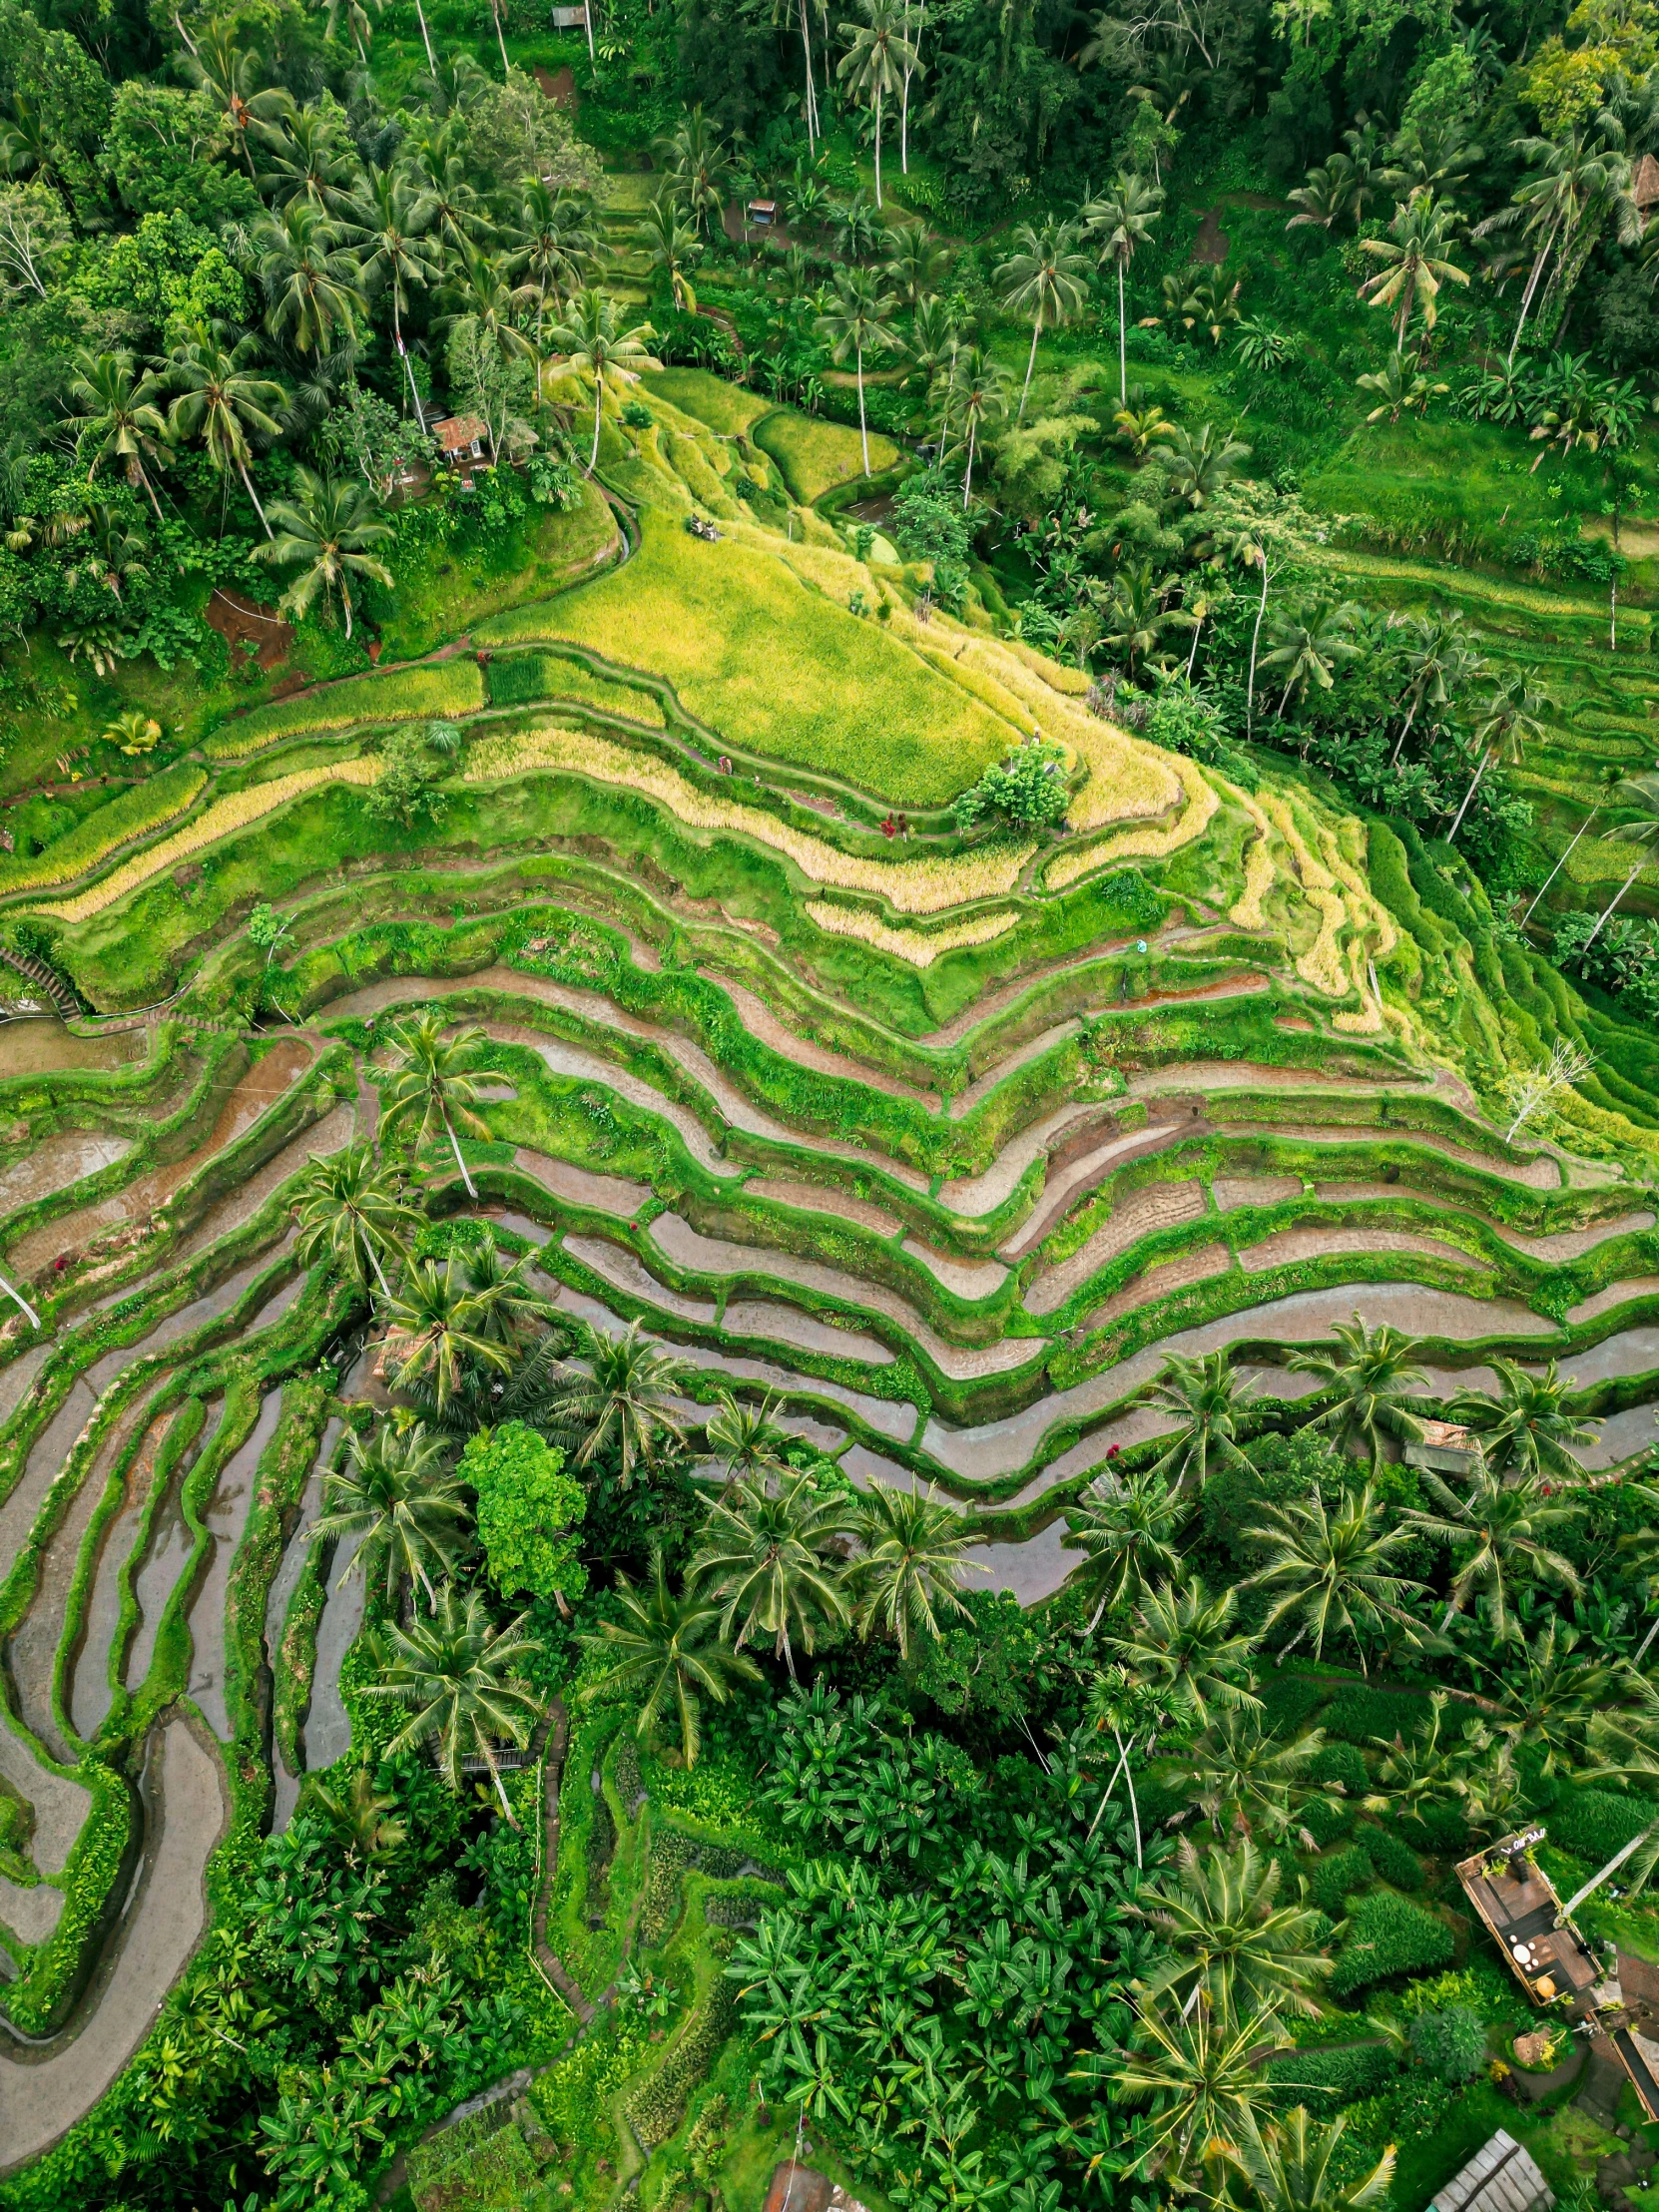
[1502,1040,1596,1146]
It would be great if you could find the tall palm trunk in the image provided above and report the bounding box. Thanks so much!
[479,1737,520,1828]
[1447,747,1493,841]
[1523,809,1599,923]
[413,0,435,68]
[1019,307,1042,419]
[961,413,976,510]
[855,341,869,474]
[1389,691,1421,767]
[800,0,819,143]
[589,371,604,471]
[1509,218,1560,366]
[873,83,883,209]
[1186,610,1203,679]
[238,456,275,539]
[1246,551,1268,737]
[0,1269,40,1330]
[394,297,426,430]
[1582,858,1646,951]
[490,0,510,75]
[1118,258,1128,401]
[442,1103,479,1199]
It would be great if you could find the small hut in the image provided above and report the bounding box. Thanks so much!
[430,414,488,466]
[1634,153,1659,213]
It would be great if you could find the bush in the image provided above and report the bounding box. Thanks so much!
[1266,2038,1397,2110]
[1314,1742,1369,1795]
[1546,1787,1659,1864]
[1312,1843,1374,1916]
[1301,1793,1359,1847]
[1322,1687,1428,1747]
[1358,1823,1423,1891]
[954,737,1072,832]
[1410,2004,1488,2084]
[1329,1893,1455,1996]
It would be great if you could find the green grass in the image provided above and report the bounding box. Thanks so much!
[485,651,668,724]
[472,505,1015,804]
[639,368,776,437]
[374,480,621,662]
[204,662,486,758]
[0,763,207,898]
[753,409,902,504]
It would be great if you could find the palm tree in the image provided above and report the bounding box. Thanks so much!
[1062,1464,1184,1631]
[163,325,286,540]
[995,216,1091,418]
[1579,772,1659,953]
[691,1467,850,1676]
[363,1585,541,1821]
[1447,670,1552,842]
[550,1320,689,1483]
[376,1012,491,1198]
[1091,2000,1281,2185]
[182,27,294,179]
[1082,174,1165,400]
[1144,1351,1255,1490]
[945,344,1010,511]
[884,222,949,308]
[1403,1460,1583,1634]
[512,182,597,359]
[847,1479,981,1658]
[704,1389,787,1488]
[1106,1577,1262,1728]
[1263,599,1360,716]
[1358,192,1468,352]
[1449,1358,1599,1479]
[1176,1709,1331,1844]
[382,1256,514,1408]
[256,200,366,356]
[655,107,733,240]
[340,167,441,427]
[1289,1315,1426,1473]
[67,349,171,518]
[311,1421,469,1609]
[1388,609,1476,765]
[581,1550,761,1765]
[455,1231,554,1356]
[1478,1616,1631,1775]
[1243,1485,1425,1668]
[256,468,391,642]
[291,1144,419,1297]
[66,505,150,604]
[1227,2109,1395,2212]
[1356,349,1448,425]
[637,194,701,312]
[815,267,899,476]
[310,1764,408,1861]
[1150,420,1251,510]
[1097,560,1179,675]
[408,134,491,254]
[1137,1839,1332,2026]
[548,286,659,473]
[258,107,358,213]
[836,0,913,208]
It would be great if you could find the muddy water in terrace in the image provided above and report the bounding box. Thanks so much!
[9,1040,316,1277]
[124,1405,224,1697]
[0,1022,145,1079]
[0,1134,131,1221]
[70,1405,186,1742]
[305,1530,365,1771]
[187,1391,283,1738]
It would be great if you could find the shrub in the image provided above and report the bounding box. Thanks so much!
[1342,2076,1455,2148]
[1358,1823,1423,1891]
[1266,2038,1397,2109]
[1329,1893,1455,1996]
[1255,1672,1328,1731]
[1301,1793,1359,1847]
[1546,1786,1659,1864]
[1314,1742,1369,1795]
[1322,1687,1428,1747]
[954,738,1072,832]
[1410,2004,1488,2084]
[1312,1843,1374,1917]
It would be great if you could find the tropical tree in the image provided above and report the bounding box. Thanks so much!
[382,1256,514,1409]
[1447,670,1552,842]
[1106,1577,1262,1727]
[1358,192,1468,352]
[310,1765,407,1862]
[1096,560,1180,675]
[1449,1358,1599,1479]
[1403,1460,1583,1634]
[376,1012,491,1198]
[363,1585,541,1820]
[291,1144,419,1296]
[995,216,1091,417]
[341,167,441,425]
[256,200,366,355]
[163,327,286,539]
[582,1550,761,1765]
[1176,1708,1331,1844]
[67,349,171,517]
[1578,773,1659,952]
[182,27,294,178]
[815,266,898,475]
[637,194,702,312]
[1091,2000,1281,2184]
[691,1466,849,1675]
[1244,1486,1425,1668]
[1062,1464,1184,1631]
[1227,2109,1396,2212]
[311,1421,469,1609]
[1150,420,1250,510]
[1356,349,1448,425]
[884,222,949,308]
[548,286,659,471]
[256,468,392,642]
[1262,598,1359,715]
[512,182,597,357]
[1289,1315,1426,1472]
[836,0,913,208]
[704,1390,787,1488]
[655,107,732,238]
[1145,1351,1255,1489]
[550,1320,689,1482]
[1137,1839,1332,2025]
[847,1479,980,1658]
[1083,173,1165,401]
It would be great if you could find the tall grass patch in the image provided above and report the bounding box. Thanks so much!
[204,662,485,759]
[754,411,901,504]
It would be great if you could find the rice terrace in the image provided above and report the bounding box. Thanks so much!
[22,3,1659,2211]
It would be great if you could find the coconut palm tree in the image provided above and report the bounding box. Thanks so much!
[1136,1839,1332,2026]
[547,286,659,472]
[1263,598,1361,715]
[836,0,913,208]
[339,166,441,427]
[1358,191,1468,352]
[1175,1709,1332,1845]
[1144,1351,1255,1490]
[883,220,949,308]
[704,1389,787,1488]
[1578,772,1659,953]
[654,106,732,239]
[1082,173,1165,401]
[363,1585,541,1821]
[995,216,1091,418]
[691,1466,850,1676]
[1289,1315,1426,1473]
[66,349,171,518]
[1089,1999,1281,2185]
[311,1421,469,1609]
[511,182,597,358]
[1062,1463,1184,1631]
[815,266,899,476]
[182,27,294,179]
[550,1320,689,1482]
[1447,670,1553,843]
[1403,1460,1583,1634]
[376,1012,491,1199]
[637,193,702,313]
[581,1550,761,1765]
[65,504,150,604]
[1106,1577,1262,1728]
[1477,1616,1634,1775]
[1449,1358,1599,1480]
[1227,2108,1395,2212]
[847,1479,980,1658]
[256,468,392,642]
[1096,559,1180,676]
[163,325,286,540]
[310,1764,408,1861]
[455,1230,555,1356]
[1149,420,1251,511]
[946,345,1011,510]
[1243,1485,1425,1668]
[382,1256,514,1409]
[1388,609,1476,764]
[291,1144,419,1297]
[408,132,491,254]
[257,106,359,214]
[256,200,366,356]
